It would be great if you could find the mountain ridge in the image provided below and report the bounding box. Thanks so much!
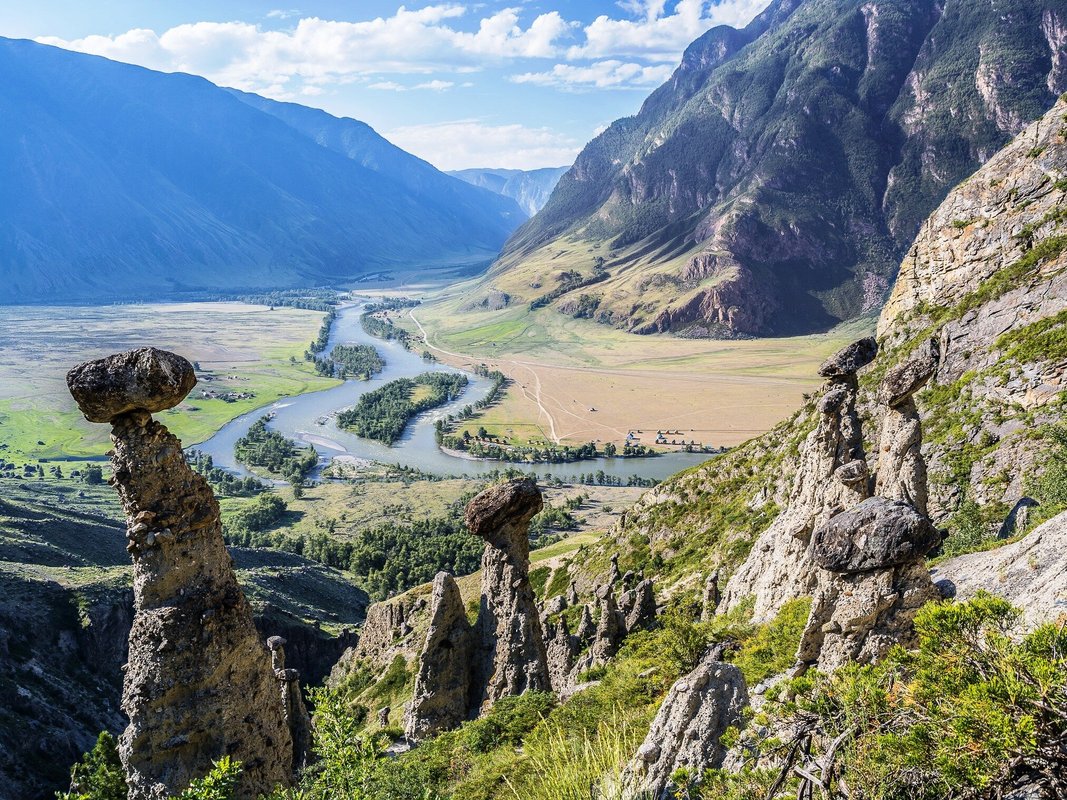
[0,37,522,304]
[476,0,1065,337]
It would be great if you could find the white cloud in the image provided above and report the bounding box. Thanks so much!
[385,120,581,170]
[512,59,674,90]
[574,0,767,62]
[36,5,572,96]
[369,79,457,92]
[266,9,302,20]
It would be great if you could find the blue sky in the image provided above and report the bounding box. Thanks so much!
[0,1,767,170]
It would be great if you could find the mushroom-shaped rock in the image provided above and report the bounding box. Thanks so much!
[67,350,292,800]
[465,478,543,545]
[66,347,197,423]
[879,337,940,407]
[468,479,551,710]
[811,497,941,573]
[818,337,878,378]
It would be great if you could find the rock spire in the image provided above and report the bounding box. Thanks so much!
[67,349,294,800]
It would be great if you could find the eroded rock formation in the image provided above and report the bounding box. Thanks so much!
[622,657,748,800]
[405,572,474,741]
[794,351,943,672]
[875,337,939,513]
[468,478,551,711]
[268,637,313,773]
[722,338,878,622]
[67,348,293,800]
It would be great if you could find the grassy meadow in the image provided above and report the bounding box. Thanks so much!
[403,286,872,449]
[0,302,337,463]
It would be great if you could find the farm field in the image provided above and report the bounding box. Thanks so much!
[403,286,872,449]
[0,302,337,462]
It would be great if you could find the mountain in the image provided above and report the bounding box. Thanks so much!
[584,95,1067,612]
[447,167,570,217]
[0,38,524,304]
[477,0,1066,337]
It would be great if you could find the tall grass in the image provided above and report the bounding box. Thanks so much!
[505,709,643,800]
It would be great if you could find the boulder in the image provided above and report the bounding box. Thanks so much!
[817,337,878,378]
[879,337,939,407]
[66,348,197,423]
[811,497,941,573]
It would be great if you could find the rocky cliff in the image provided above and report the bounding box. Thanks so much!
[479,0,1065,337]
[580,95,1067,622]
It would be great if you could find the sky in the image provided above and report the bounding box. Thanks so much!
[0,1,768,170]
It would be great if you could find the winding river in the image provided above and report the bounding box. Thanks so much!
[193,303,713,481]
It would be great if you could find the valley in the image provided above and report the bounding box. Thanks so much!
[1,1,1065,798]
[405,288,867,448]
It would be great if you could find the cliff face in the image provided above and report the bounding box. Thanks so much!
[579,96,1067,616]
[482,0,1064,337]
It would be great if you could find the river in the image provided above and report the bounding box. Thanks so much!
[193,303,714,482]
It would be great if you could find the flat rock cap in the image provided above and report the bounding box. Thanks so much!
[819,337,878,378]
[811,497,941,573]
[67,347,197,423]
[879,336,940,407]
[465,478,543,540]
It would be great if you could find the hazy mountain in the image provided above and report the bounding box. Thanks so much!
[0,37,524,304]
[483,0,1066,336]
[447,167,570,217]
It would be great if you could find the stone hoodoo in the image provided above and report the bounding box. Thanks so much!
[66,349,293,800]
[467,478,551,712]
[794,346,943,672]
[722,337,878,622]
[268,637,313,773]
[875,337,939,514]
[622,657,748,800]
[405,572,474,741]
[620,578,657,634]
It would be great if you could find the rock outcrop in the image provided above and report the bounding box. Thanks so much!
[405,572,474,741]
[67,349,293,800]
[722,338,878,622]
[701,571,721,622]
[935,510,1067,630]
[468,478,551,711]
[622,658,748,800]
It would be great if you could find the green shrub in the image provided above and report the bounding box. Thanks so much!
[57,731,126,800]
[170,758,242,800]
[707,593,1067,800]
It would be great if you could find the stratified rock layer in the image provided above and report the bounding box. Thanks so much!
[622,658,748,800]
[67,351,292,800]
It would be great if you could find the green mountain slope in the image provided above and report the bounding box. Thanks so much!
[479,0,1065,337]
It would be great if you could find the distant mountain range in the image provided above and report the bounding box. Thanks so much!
[0,37,525,304]
[481,0,1066,337]
[448,167,569,217]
